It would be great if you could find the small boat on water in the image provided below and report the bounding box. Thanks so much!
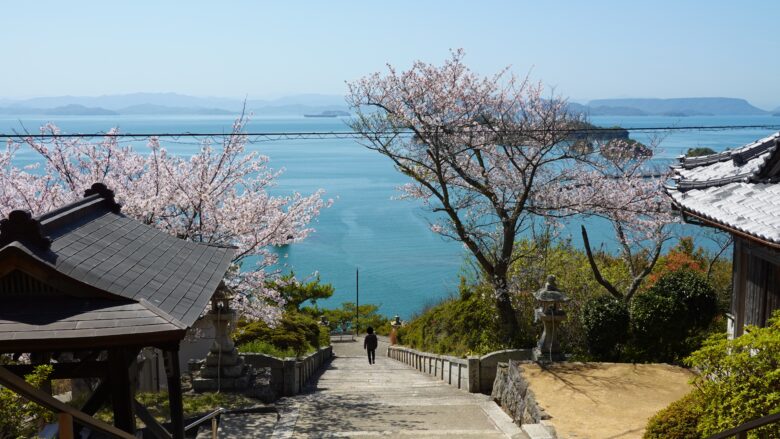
[303,110,350,118]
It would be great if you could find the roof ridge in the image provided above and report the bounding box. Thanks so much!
[677,132,780,170]
[752,138,780,180]
[38,195,107,232]
[679,150,732,169]
[730,133,779,166]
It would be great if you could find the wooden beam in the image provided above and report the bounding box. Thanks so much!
[80,381,109,415]
[164,347,185,439]
[75,381,110,438]
[108,349,135,434]
[133,399,172,439]
[0,366,134,439]
[58,412,74,439]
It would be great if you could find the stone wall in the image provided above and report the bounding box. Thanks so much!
[241,346,332,398]
[478,349,533,392]
[386,345,532,394]
[491,360,557,438]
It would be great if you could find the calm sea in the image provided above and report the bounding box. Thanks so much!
[1,114,778,318]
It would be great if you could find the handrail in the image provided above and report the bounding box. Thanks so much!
[0,365,135,439]
[184,407,225,432]
[707,411,780,439]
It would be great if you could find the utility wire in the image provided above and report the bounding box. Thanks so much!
[1,124,780,139]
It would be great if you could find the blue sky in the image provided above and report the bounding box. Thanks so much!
[4,0,780,108]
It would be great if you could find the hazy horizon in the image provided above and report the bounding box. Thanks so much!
[1,92,777,113]
[3,1,780,109]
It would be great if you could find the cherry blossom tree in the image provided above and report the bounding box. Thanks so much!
[0,116,329,323]
[565,138,675,302]
[346,50,672,339]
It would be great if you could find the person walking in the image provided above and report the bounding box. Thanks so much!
[364,326,378,365]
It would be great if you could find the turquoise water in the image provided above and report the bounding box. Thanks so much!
[1,114,778,318]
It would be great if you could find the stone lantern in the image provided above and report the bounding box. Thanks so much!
[319,315,330,326]
[533,275,570,362]
[389,315,402,345]
[193,283,250,392]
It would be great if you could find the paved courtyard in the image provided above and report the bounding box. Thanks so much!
[272,337,523,438]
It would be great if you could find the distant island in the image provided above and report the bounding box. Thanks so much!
[0,104,119,116]
[303,110,350,118]
[0,93,775,118]
[0,92,351,117]
[569,97,769,117]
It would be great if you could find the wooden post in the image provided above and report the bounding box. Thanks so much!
[58,412,74,439]
[108,349,135,434]
[165,347,185,439]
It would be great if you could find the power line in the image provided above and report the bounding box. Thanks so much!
[1,124,780,140]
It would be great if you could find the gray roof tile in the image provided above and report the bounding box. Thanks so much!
[668,132,780,244]
[0,194,234,328]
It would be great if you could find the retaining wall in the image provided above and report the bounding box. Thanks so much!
[386,345,532,394]
[241,346,332,397]
[491,360,557,438]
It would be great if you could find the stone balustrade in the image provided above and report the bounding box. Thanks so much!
[241,346,333,398]
[386,345,532,394]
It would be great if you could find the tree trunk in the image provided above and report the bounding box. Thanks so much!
[492,275,520,345]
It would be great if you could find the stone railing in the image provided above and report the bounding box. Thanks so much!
[241,346,332,397]
[386,345,532,394]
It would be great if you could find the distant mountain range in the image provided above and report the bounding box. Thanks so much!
[570,97,769,116]
[0,93,775,117]
[0,93,350,116]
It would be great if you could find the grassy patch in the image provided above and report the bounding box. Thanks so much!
[96,392,261,424]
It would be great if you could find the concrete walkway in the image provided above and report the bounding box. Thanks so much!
[272,337,525,438]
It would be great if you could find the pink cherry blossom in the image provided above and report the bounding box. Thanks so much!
[0,116,330,323]
[347,50,673,336]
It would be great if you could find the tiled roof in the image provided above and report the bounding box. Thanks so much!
[667,133,780,244]
[0,186,234,328]
[0,297,187,350]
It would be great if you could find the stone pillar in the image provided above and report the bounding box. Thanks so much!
[467,356,480,393]
[282,358,298,396]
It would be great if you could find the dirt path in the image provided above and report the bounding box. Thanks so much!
[521,363,693,439]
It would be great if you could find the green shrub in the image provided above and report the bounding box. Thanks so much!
[237,340,306,358]
[643,390,704,439]
[319,325,331,347]
[397,283,530,356]
[686,311,780,438]
[0,364,54,438]
[234,311,327,358]
[686,147,717,157]
[581,295,629,360]
[630,269,717,363]
[281,312,322,349]
[318,302,390,335]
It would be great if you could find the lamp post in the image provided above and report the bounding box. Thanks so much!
[355,267,359,338]
[533,275,570,362]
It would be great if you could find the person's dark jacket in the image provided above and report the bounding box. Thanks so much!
[364,333,378,350]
